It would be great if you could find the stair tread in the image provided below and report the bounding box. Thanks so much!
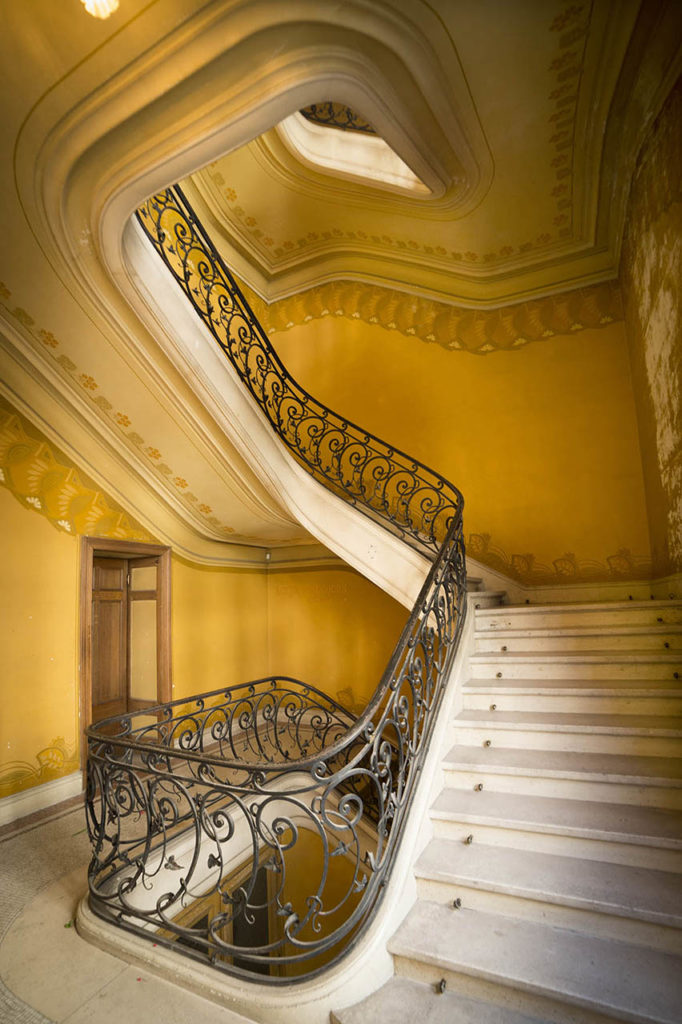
[332,976,546,1024]
[475,599,682,615]
[389,902,682,1023]
[442,743,682,784]
[473,624,682,639]
[454,708,682,734]
[470,650,682,663]
[464,677,682,693]
[415,837,682,924]
[431,788,682,845]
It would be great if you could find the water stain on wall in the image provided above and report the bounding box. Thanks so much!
[621,77,682,576]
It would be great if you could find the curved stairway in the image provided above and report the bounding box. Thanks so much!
[333,598,682,1024]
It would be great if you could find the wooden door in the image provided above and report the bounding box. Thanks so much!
[80,537,172,769]
[91,557,128,724]
[127,555,159,714]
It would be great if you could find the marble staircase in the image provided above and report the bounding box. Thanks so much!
[333,598,682,1024]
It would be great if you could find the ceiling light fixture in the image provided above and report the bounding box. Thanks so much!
[80,0,119,18]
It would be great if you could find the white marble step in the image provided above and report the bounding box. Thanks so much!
[453,709,682,756]
[475,600,682,632]
[469,590,507,609]
[331,976,548,1024]
[468,651,682,680]
[441,744,682,807]
[463,687,682,715]
[465,677,682,693]
[389,902,682,1024]
[475,625,682,654]
[430,788,682,869]
[414,838,682,952]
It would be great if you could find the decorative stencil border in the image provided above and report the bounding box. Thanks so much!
[0,737,79,799]
[0,281,236,537]
[240,277,623,354]
[0,395,152,541]
[468,532,653,586]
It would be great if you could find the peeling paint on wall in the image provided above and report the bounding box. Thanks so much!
[621,77,682,576]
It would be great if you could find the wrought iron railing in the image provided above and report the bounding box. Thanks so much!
[299,102,376,134]
[85,185,467,981]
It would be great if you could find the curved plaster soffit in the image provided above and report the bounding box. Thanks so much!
[123,217,428,610]
[13,0,483,599]
[0,314,276,569]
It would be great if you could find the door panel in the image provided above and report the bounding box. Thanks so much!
[129,599,158,705]
[91,557,127,724]
[128,556,159,711]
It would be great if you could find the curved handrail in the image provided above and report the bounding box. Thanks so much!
[137,187,463,557]
[84,185,467,982]
[299,102,377,135]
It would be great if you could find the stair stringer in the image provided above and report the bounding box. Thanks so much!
[121,215,430,610]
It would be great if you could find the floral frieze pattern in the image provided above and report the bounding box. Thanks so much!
[0,283,236,537]
[468,532,654,587]
[241,277,623,354]
[0,396,152,542]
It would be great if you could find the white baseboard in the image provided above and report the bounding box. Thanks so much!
[0,772,83,827]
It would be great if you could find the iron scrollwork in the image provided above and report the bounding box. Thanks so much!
[299,102,377,134]
[84,186,467,982]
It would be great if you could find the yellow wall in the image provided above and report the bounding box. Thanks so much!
[267,565,408,712]
[0,486,80,796]
[0,449,406,799]
[620,77,682,577]
[171,556,269,701]
[271,315,651,586]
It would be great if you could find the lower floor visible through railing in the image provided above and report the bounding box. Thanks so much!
[85,516,466,981]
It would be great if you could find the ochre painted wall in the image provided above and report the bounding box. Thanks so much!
[620,77,682,577]
[0,486,81,797]
[271,315,651,586]
[171,556,269,702]
[267,565,408,712]
[0,453,406,800]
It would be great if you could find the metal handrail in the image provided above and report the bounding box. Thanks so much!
[84,185,467,982]
[299,102,377,134]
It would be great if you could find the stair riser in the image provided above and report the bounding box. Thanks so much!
[441,769,682,808]
[470,594,507,609]
[463,693,682,714]
[392,957,630,1024]
[469,660,682,680]
[414,877,682,955]
[452,726,682,756]
[476,608,682,631]
[430,819,682,871]
[475,634,682,654]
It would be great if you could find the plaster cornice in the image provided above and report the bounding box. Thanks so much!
[185,1,681,306]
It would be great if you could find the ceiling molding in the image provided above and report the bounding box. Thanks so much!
[181,0,680,306]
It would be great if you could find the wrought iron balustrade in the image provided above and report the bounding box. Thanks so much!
[85,184,467,982]
[299,102,377,134]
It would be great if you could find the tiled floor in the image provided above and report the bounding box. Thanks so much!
[0,804,249,1023]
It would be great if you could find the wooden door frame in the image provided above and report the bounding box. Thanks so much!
[79,536,172,769]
